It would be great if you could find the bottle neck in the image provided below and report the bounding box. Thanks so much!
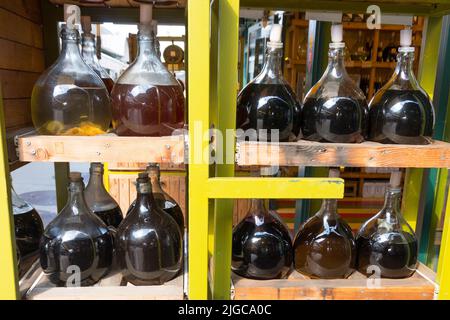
[148,168,164,193]
[318,199,339,217]
[81,33,101,67]
[86,170,107,193]
[247,199,269,226]
[60,37,82,62]
[326,46,348,79]
[392,50,419,88]
[381,188,402,222]
[67,181,90,216]
[135,182,156,215]
[136,33,159,63]
[260,46,283,80]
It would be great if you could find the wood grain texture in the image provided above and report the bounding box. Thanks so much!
[0,0,42,24]
[236,140,450,168]
[2,98,32,129]
[18,135,185,163]
[108,162,186,171]
[0,70,40,99]
[0,8,43,48]
[0,38,44,72]
[24,268,183,300]
[233,263,436,300]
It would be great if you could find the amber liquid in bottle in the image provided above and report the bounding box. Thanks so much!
[232,199,293,279]
[112,84,185,137]
[294,199,356,279]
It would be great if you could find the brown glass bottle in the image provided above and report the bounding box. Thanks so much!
[293,199,356,279]
[232,199,293,279]
[126,164,184,232]
[39,172,114,286]
[111,23,185,137]
[117,173,182,285]
[84,163,123,228]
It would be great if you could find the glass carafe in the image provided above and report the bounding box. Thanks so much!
[111,24,185,137]
[126,164,184,233]
[232,199,293,279]
[81,26,114,93]
[40,172,114,286]
[11,183,44,276]
[356,183,418,278]
[236,25,301,142]
[31,24,111,136]
[368,29,435,145]
[350,31,370,62]
[294,199,356,279]
[301,24,368,143]
[116,173,182,285]
[84,163,123,228]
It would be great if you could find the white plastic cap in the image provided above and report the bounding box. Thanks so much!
[330,23,345,48]
[268,24,283,48]
[400,28,412,46]
[140,3,153,25]
[389,171,402,188]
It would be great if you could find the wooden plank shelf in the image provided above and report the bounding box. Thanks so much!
[17,134,185,164]
[236,140,450,168]
[21,262,184,300]
[232,263,437,300]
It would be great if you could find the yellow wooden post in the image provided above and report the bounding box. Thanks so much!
[437,183,450,299]
[187,0,211,300]
[0,87,19,299]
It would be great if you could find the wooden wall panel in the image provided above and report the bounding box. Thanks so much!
[0,2,43,132]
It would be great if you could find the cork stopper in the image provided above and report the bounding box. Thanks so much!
[69,172,82,182]
[81,16,92,33]
[140,3,153,25]
[147,163,160,175]
[389,171,402,188]
[329,168,340,178]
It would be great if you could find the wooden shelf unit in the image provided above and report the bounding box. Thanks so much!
[236,140,450,168]
[17,134,186,164]
[232,263,437,300]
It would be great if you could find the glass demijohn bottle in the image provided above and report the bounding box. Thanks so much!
[111,4,185,137]
[81,16,114,93]
[232,198,293,279]
[31,22,111,136]
[301,24,368,143]
[368,28,435,145]
[356,172,418,278]
[84,163,123,228]
[126,164,184,233]
[293,170,356,279]
[11,181,44,276]
[39,172,114,286]
[117,173,182,285]
[236,24,301,142]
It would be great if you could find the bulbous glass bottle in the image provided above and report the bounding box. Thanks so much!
[84,163,123,228]
[301,25,368,143]
[31,24,111,136]
[236,25,301,142]
[111,24,185,137]
[126,164,184,233]
[81,28,114,93]
[117,173,182,285]
[232,199,293,279]
[294,199,356,279]
[356,186,418,278]
[11,183,44,276]
[368,30,435,145]
[39,172,114,286]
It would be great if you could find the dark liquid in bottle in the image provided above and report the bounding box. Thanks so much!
[93,206,123,229]
[126,194,184,232]
[102,78,115,94]
[232,217,293,279]
[14,208,44,276]
[357,231,418,278]
[40,232,113,286]
[236,83,300,142]
[301,97,368,143]
[117,211,182,285]
[294,215,356,279]
[369,89,434,145]
[111,83,185,137]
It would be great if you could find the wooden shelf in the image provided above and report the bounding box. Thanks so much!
[343,22,423,32]
[340,172,391,179]
[232,263,436,300]
[346,61,397,69]
[17,134,185,164]
[21,262,184,300]
[236,140,450,168]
